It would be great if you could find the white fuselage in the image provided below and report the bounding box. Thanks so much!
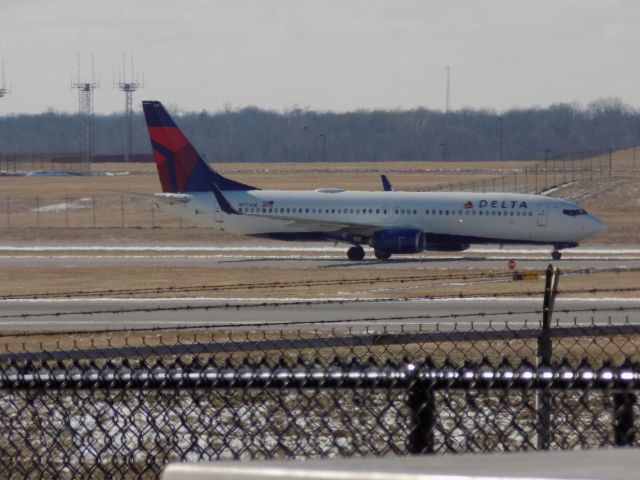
[153,189,605,247]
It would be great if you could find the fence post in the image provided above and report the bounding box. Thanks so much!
[537,264,559,450]
[120,195,125,228]
[609,148,613,178]
[35,197,40,227]
[64,196,69,228]
[92,195,96,227]
[6,195,10,227]
[613,377,637,446]
[408,375,435,454]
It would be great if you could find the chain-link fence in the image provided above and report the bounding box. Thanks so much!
[1,266,640,477]
[431,148,636,194]
[0,342,638,478]
[0,154,89,175]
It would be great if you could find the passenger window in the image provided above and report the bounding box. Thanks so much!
[510,211,514,216]
[369,209,373,214]
[305,208,309,213]
[479,211,483,216]
[331,209,335,213]
[425,210,429,215]
[383,210,387,214]
[439,210,443,215]
[376,209,380,214]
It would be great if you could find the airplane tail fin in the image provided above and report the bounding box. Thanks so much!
[142,100,256,193]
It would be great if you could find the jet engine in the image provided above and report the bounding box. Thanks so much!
[370,227,426,254]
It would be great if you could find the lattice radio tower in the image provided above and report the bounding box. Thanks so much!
[0,60,10,100]
[71,55,100,165]
[0,60,11,160]
[115,55,143,163]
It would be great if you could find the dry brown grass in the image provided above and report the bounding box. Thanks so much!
[1,153,638,244]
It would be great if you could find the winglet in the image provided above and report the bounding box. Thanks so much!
[381,175,393,192]
[211,182,240,215]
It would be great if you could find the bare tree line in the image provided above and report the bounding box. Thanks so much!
[0,97,638,162]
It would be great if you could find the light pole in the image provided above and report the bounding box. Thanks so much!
[439,142,447,161]
[544,149,551,188]
[318,133,326,162]
[497,116,503,161]
[302,125,311,161]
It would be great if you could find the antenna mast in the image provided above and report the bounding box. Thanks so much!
[71,55,100,166]
[115,54,143,163]
[445,66,450,113]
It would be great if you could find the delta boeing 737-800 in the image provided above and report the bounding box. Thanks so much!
[142,101,606,261]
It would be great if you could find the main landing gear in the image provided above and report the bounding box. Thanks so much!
[347,245,365,261]
[374,249,391,260]
[346,245,393,261]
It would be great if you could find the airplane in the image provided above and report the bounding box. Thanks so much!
[142,100,606,261]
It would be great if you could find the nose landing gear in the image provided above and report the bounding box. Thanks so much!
[551,250,562,261]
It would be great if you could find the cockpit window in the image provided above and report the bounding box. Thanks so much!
[562,208,587,217]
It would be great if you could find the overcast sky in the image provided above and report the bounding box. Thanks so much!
[1,0,639,115]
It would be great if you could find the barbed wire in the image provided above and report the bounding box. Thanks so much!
[2,265,637,301]
[0,271,519,300]
[4,305,640,339]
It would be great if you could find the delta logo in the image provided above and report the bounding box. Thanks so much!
[464,199,529,209]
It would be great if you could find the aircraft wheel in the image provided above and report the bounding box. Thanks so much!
[347,245,365,261]
[374,249,391,260]
[551,250,562,261]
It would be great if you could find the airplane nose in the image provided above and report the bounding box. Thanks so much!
[587,215,607,236]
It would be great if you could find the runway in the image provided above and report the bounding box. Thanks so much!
[1,242,639,333]
[1,297,638,333]
[1,243,640,270]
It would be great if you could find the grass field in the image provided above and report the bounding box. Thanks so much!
[0,149,639,244]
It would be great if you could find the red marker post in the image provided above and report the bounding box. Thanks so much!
[508,259,517,270]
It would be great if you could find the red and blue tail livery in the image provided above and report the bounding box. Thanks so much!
[142,101,255,193]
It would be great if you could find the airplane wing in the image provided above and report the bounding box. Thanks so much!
[261,214,381,238]
[211,182,383,238]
